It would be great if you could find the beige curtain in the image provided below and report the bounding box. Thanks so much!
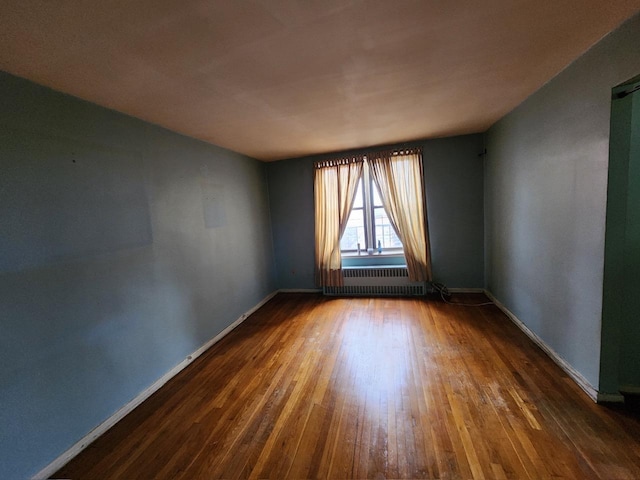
[368,148,431,282]
[314,156,364,286]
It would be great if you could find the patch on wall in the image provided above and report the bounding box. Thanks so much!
[0,129,152,273]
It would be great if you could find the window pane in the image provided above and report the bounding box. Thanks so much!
[352,179,363,209]
[374,207,403,248]
[340,208,365,250]
[372,181,383,207]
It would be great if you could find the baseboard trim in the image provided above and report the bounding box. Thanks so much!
[620,385,640,395]
[483,290,599,403]
[32,290,278,480]
[596,392,625,403]
[278,288,323,293]
[447,287,487,293]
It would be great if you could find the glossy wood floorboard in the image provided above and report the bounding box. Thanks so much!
[55,293,640,479]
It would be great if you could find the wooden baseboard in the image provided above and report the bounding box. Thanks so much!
[32,291,279,480]
[483,290,600,403]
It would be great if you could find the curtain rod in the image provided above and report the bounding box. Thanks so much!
[314,147,422,169]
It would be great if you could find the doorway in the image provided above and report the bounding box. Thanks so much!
[600,75,640,399]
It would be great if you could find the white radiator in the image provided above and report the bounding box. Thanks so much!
[323,266,426,296]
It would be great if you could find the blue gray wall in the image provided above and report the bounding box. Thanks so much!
[0,71,276,479]
[268,134,485,289]
[484,13,640,392]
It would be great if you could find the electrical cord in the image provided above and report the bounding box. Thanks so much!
[430,282,494,307]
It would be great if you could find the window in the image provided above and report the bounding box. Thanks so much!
[314,148,430,286]
[340,162,402,254]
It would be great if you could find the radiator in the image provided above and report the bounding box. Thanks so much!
[323,266,426,296]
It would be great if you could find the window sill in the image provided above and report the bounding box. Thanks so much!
[341,249,404,258]
[341,251,406,267]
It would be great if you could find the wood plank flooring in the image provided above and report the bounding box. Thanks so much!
[55,293,640,479]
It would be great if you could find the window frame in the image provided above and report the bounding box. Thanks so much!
[340,162,404,256]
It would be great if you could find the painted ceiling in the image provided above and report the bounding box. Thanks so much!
[1,1,639,160]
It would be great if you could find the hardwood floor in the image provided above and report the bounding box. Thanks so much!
[55,293,640,479]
